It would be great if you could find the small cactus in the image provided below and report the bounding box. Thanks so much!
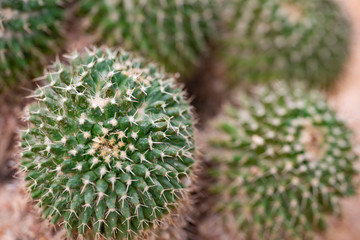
[221,0,350,88]
[208,82,357,240]
[20,47,195,240]
[0,0,65,91]
[77,0,216,77]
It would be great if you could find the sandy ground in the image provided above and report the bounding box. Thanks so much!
[0,181,65,240]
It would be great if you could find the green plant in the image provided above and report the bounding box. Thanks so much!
[20,47,195,240]
[77,0,217,77]
[0,0,65,91]
[221,0,350,88]
[208,82,357,240]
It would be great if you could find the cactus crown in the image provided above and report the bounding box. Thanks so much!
[0,0,64,90]
[221,0,350,88]
[78,0,216,77]
[209,82,357,240]
[20,47,195,240]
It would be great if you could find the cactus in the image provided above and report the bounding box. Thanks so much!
[208,82,357,240]
[77,0,216,77]
[20,47,195,240]
[221,0,350,88]
[0,0,64,91]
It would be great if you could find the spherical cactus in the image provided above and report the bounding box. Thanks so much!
[221,0,350,88]
[20,47,195,240]
[0,0,64,91]
[208,82,357,240]
[77,0,217,77]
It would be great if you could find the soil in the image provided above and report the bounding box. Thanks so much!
[0,0,359,239]
[0,181,65,240]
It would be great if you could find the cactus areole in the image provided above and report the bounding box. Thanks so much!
[20,47,195,239]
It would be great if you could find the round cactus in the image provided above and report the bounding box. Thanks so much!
[0,0,65,91]
[221,0,350,88]
[77,0,217,77]
[208,82,357,240]
[20,47,195,240]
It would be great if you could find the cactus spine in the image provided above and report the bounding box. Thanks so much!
[0,0,64,90]
[220,0,350,88]
[20,47,195,240]
[208,82,357,240]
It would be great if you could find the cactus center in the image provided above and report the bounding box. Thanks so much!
[300,123,325,161]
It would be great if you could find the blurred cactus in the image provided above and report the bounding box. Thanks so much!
[208,82,357,239]
[77,0,217,77]
[20,47,195,239]
[221,0,350,88]
[0,0,65,91]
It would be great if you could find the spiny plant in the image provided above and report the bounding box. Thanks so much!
[220,0,350,88]
[208,82,357,240]
[77,0,217,77]
[20,47,195,240]
[0,0,65,91]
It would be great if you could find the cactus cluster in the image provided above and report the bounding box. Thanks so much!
[0,0,65,90]
[20,47,195,239]
[208,82,357,239]
[78,0,216,77]
[221,0,350,88]
[5,0,356,239]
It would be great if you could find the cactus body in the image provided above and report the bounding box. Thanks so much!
[221,0,350,88]
[209,82,357,239]
[0,0,65,91]
[78,0,216,77]
[20,47,195,240]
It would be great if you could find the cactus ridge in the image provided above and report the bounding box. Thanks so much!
[0,0,64,90]
[221,0,350,88]
[20,47,195,240]
[78,0,216,77]
[209,82,357,240]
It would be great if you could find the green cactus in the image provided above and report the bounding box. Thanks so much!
[0,0,64,91]
[208,82,357,240]
[20,47,195,240]
[77,0,217,77]
[221,0,350,88]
